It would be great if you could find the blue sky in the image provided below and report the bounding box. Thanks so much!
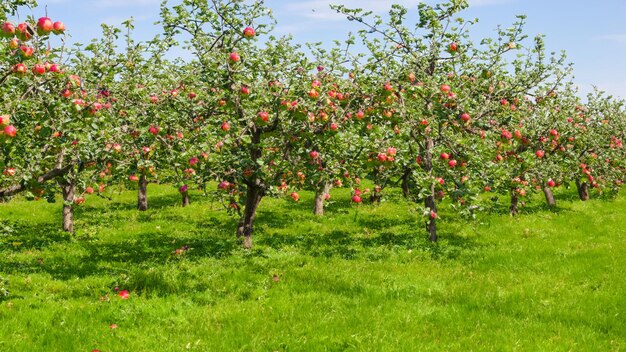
[24,0,626,99]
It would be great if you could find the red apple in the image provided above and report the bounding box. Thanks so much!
[449,42,458,51]
[12,63,27,76]
[148,125,159,135]
[32,64,45,75]
[1,22,15,37]
[85,187,94,194]
[448,159,457,168]
[0,115,10,126]
[440,84,451,93]
[52,21,65,34]
[352,195,362,203]
[221,121,230,131]
[240,86,250,95]
[229,52,240,63]
[3,125,17,137]
[309,150,319,159]
[37,17,53,35]
[290,192,300,202]
[377,153,388,162]
[258,111,269,122]
[535,150,545,158]
[16,22,32,41]
[440,152,450,160]
[129,174,139,182]
[546,179,556,187]
[460,112,470,122]
[243,26,255,38]
[8,38,19,49]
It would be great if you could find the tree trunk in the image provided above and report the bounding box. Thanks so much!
[401,168,410,198]
[137,174,148,211]
[510,190,519,216]
[370,192,382,204]
[61,180,75,233]
[237,184,264,249]
[423,137,437,242]
[576,180,589,201]
[313,182,331,216]
[543,186,556,208]
[181,191,190,207]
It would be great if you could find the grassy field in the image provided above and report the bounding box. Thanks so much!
[0,184,625,351]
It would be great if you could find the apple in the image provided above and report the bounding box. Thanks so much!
[12,63,27,76]
[218,181,230,190]
[3,168,16,177]
[440,84,451,93]
[150,95,158,104]
[129,174,139,182]
[448,159,457,168]
[547,179,556,187]
[85,187,94,194]
[309,150,319,159]
[1,22,15,37]
[229,52,240,63]
[440,152,449,160]
[179,184,188,193]
[387,147,397,156]
[32,64,45,75]
[377,153,388,162]
[142,146,151,154]
[535,150,545,158]
[384,82,393,92]
[290,192,300,202]
[189,157,199,166]
[436,177,445,186]
[329,122,338,131]
[16,22,32,41]
[188,92,197,99]
[52,21,65,34]
[460,112,470,122]
[258,111,269,122]
[307,88,319,99]
[449,42,458,51]
[8,38,19,49]
[355,110,365,119]
[0,115,10,126]
[430,211,437,219]
[148,125,159,135]
[243,26,256,38]
[221,121,230,131]
[37,17,53,35]
[484,185,492,192]
[3,125,17,137]
[352,195,362,203]
[240,86,250,95]
[61,89,71,98]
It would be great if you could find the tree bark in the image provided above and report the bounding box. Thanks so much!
[237,184,264,249]
[370,191,382,204]
[61,180,75,233]
[423,137,437,242]
[401,169,410,199]
[576,180,589,201]
[137,174,148,211]
[510,190,519,216]
[181,191,190,207]
[543,186,556,208]
[313,182,331,216]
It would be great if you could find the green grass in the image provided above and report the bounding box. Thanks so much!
[0,184,625,351]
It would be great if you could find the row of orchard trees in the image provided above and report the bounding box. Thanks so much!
[1,0,625,247]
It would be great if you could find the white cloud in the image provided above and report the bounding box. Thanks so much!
[597,34,626,45]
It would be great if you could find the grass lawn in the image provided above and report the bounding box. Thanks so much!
[0,184,625,351]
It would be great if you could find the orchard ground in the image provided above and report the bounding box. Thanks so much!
[0,184,625,351]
